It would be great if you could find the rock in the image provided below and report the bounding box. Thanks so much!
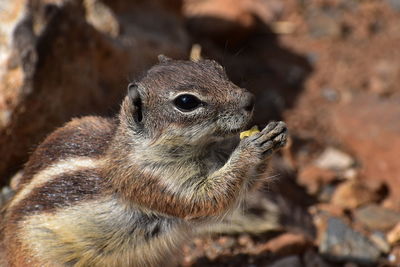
[268,255,302,267]
[367,60,399,96]
[84,0,120,37]
[388,246,400,265]
[387,223,400,245]
[369,231,390,254]
[0,0,189,183]
[297,165,337,195]
[271,21,296,35]
[0,186,14,208]
[307,8,342,39]
[309,203,346,218]
[332,94,400,210]
[0,0,26,129]
[318,216,381,264]
[217,236,236,249]
[321,87,339,102]
[9,170,23,190]
[238,234,253,247]
[303,249,333,267]
[318,184,337,203]
[255,232,312,256]
[315,147,355,172]
[181,237,206,266]
[205,243,224,260]
[354,204,400,231]
[342,168,358,180]
[331,180,380,209]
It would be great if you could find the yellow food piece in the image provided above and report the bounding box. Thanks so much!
[240,126,260,139]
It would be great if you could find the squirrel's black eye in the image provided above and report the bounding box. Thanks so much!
[174,94,202,112]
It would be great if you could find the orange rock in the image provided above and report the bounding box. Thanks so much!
[331,180,380,209]
[298,165,337,195]
[388,223,400,245]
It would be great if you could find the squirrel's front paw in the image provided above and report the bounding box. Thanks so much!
[241,121,288,159]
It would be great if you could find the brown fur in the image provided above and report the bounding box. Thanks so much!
[18,117,116,190]
[11,169,107,217]
[1,58,287,266]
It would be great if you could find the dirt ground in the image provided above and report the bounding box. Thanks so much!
[0,0,399,266]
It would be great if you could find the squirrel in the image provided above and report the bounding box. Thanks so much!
[0,56,288,266]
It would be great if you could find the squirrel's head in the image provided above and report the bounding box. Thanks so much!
[119,57,254,145]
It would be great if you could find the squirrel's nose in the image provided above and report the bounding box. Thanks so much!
[243,93,255,112]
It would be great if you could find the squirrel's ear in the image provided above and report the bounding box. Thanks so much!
[127,83,143,123]
[158,54,172,63]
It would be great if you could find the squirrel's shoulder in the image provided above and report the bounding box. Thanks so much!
[18,116,117,189]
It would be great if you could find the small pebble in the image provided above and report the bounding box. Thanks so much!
[331,181,379,209]
[315,147,355,171]
[387,222,400,245]
[369,231,390,253]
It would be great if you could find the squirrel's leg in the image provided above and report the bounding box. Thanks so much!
[182,121,287,219]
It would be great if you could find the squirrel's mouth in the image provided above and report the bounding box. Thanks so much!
[213,125,246,138]
[213,112,252,138]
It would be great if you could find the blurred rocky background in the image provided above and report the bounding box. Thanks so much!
[0,0,399,266]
